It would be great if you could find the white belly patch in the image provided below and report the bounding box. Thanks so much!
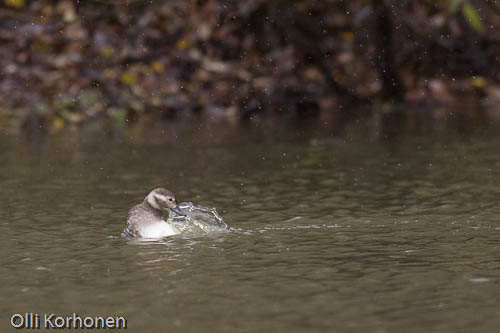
[139,221,179,238]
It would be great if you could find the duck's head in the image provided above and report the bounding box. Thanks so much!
[145,188,185,215]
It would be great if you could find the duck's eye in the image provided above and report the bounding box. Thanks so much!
[169,198,174,202]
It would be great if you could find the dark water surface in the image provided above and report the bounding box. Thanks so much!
[1,122,500,332]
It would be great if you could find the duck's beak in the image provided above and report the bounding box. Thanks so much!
[171,205,186,216]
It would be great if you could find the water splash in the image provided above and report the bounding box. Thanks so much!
[170,202,227,234]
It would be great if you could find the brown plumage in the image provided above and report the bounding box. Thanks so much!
[122,188,184,238]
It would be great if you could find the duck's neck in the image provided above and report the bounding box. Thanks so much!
[142,200,164,218]
[145,192,161,210]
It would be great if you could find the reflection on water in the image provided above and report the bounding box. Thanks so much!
[0,123,500,332]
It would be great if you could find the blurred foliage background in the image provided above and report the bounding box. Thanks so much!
[1,0,499,133]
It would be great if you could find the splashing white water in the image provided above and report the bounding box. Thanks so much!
[170,202,227,234]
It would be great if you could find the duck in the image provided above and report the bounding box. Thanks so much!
[122,188,185,238]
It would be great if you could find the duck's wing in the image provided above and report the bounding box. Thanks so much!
[121,226,136,238]
[123,204,142,237]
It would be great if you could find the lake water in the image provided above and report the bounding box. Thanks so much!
[1,119,499,332]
